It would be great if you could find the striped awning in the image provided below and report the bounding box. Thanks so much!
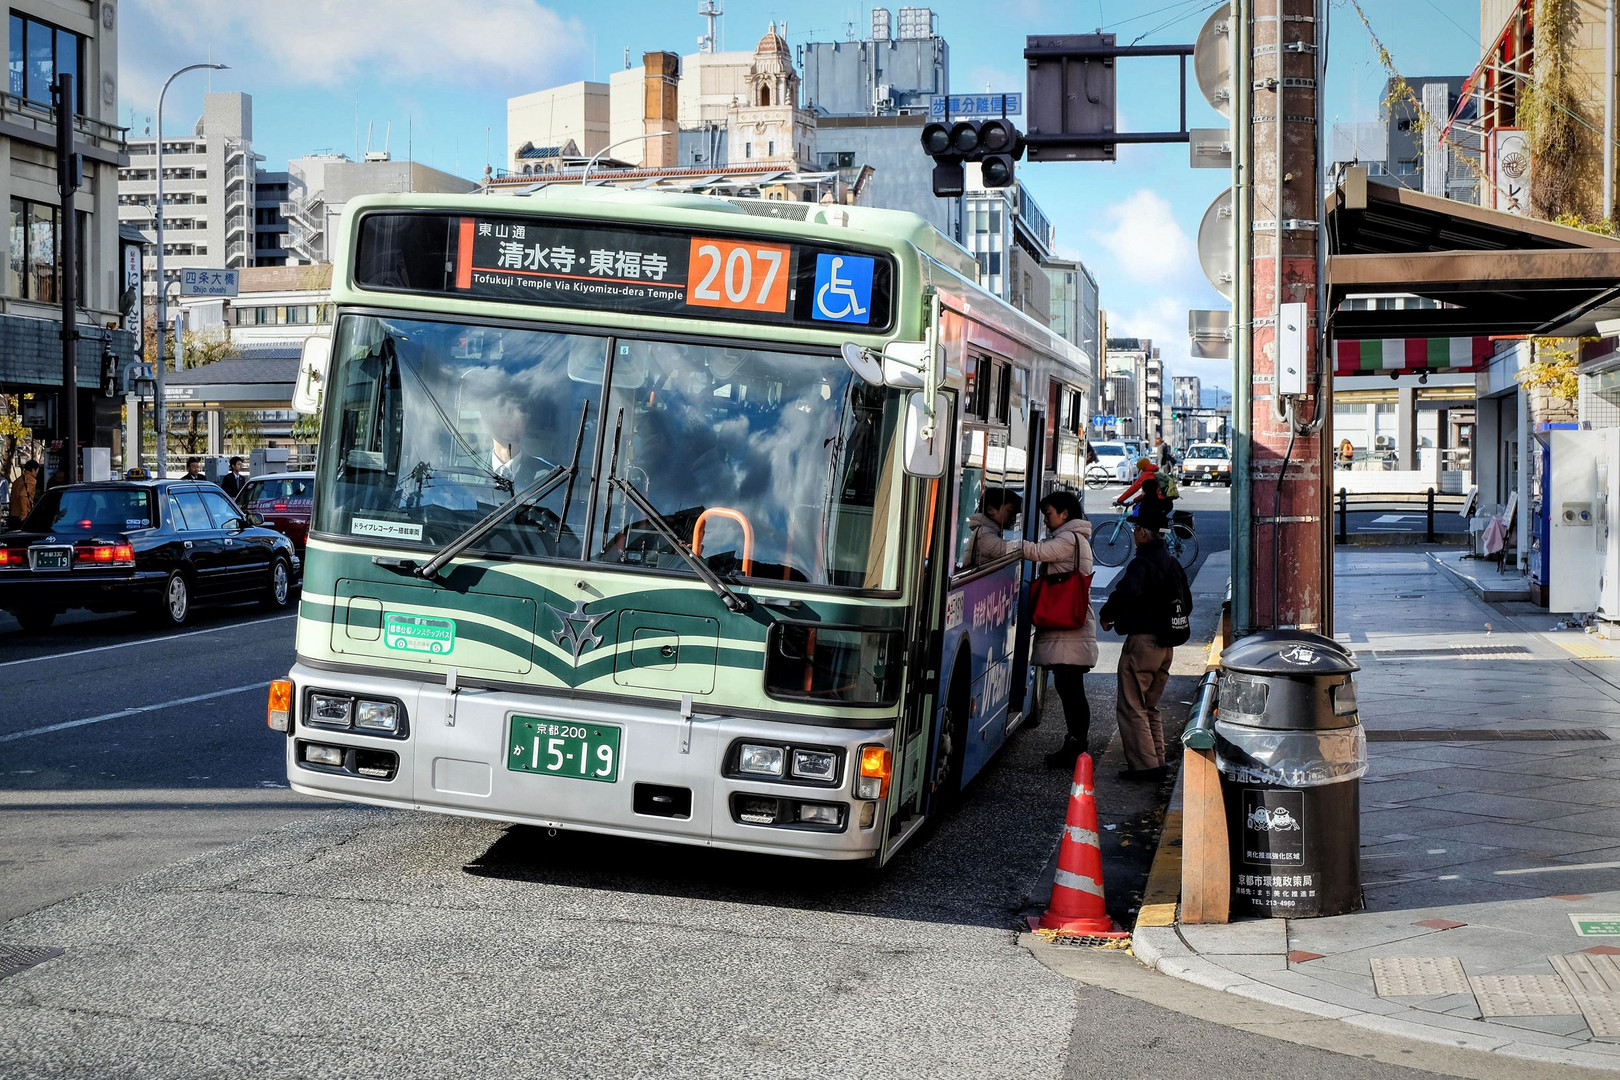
[1333,336,1497,376]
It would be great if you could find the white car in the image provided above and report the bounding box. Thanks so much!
[1086,441,1137,485]
[1182,442,1233,486]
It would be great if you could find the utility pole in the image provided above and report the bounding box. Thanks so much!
[1242,0,1328,633]
[55,73,79,484]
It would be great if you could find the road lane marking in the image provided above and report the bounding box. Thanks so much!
[0,614,295,670]
[0,682,271,743]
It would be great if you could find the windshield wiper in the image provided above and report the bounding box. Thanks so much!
[380,403,590,581]
[602,409,751,614]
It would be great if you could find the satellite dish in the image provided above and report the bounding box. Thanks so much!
[1194,3,1233,120]
[840,342,885,387]
[1197,187,1235,302]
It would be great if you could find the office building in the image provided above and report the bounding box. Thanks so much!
[2,3,138,468]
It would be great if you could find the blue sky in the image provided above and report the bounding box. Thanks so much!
[121,0,1485,390]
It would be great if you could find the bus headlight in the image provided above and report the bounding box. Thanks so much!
[791,748,838,781]
[355,700,400,733]
[308,693,353,727]
[737,743,786,777]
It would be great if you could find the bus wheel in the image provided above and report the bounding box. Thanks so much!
[932,665,970,810]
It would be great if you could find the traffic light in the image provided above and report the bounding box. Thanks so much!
[100,337,117,398]
[920,118,1025,198]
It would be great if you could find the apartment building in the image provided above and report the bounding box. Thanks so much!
[118,91,256,299]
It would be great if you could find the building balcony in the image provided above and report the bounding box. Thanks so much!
[0,92,127,161]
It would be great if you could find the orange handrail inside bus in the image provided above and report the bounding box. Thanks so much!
[691,507,754,575]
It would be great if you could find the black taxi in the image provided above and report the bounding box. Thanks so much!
[0,479,300,631]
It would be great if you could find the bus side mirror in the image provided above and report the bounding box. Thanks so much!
[881,341,942,390]
[293,333,331,415]
[902,391,948,478]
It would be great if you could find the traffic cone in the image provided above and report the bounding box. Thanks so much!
[1035,753,1118,935]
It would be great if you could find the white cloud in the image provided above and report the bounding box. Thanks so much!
[120,1,585,112]
[1107,294,1233,391]
[1092,189,1200,287]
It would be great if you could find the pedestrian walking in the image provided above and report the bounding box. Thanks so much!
[1018,490,1098,767]
[181,457,207,481]
[963,487,1022,567]
[1098,504,1193,781]
[1154,435,1175,471]
[7,460,40,527]
[219,456,249,500]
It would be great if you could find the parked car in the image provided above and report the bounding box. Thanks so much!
[238,471,315,554]
[0,479,300,630]
[1085,441,1138,486]
[1182,442,1233,486]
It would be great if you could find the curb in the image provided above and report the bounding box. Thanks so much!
[1123,633,1620,1073]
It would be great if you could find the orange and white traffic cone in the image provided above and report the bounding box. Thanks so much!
[1033,752,1123,936]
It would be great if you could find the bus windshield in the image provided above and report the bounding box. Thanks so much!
[315,313,903,591]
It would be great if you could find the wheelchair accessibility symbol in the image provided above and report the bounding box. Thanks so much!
[812,253,875,324]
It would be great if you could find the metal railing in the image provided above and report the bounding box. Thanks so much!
[1335,487,1470,544]
[0,92,127,153]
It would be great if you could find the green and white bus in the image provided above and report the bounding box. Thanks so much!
[268,188,1091,864]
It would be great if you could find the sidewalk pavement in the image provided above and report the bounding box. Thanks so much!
[1133,547,1620,1074]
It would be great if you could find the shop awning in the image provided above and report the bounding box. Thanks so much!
[1327,176,1620,340]
[1333,336,1496,376]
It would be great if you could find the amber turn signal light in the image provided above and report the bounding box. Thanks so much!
[267,679,293,732]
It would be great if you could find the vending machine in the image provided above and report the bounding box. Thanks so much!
[1548,428,1620,617]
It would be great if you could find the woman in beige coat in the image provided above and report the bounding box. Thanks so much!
[1020,490,1099,769]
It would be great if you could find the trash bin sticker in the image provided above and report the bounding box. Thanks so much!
[384,612,456,654]
[1242,788,1305,864]
[1234,870,1319,911]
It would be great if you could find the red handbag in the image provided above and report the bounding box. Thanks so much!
[1030,533,1092,630]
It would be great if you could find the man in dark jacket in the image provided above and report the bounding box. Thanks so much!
[1098,505,1193,781]
[219,456,249,500]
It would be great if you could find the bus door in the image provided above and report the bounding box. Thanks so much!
[1006,406,1045,718]
[881,398,957,862]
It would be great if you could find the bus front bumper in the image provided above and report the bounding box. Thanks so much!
[282,663,895,860]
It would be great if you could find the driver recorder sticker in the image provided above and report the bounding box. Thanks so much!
[384,613,456,655]
[352,518,424,542]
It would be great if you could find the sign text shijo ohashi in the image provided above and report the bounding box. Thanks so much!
[353,212,896,332]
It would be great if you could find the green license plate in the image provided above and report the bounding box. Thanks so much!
[32,548,69,570]
[506,716,621,783]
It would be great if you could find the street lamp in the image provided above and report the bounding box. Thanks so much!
[580,132,673,184]
[152,62,226,478]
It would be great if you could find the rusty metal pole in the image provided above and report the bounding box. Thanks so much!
[1247,0,1327,632]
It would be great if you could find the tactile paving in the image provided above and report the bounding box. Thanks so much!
[1371,956,1470,997]
[1552,954,1620,1037]
[1468,974,1579,1016]
[0,945,61,981]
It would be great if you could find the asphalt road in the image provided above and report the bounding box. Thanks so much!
[0,603,327,921]
[0,498,1521,1078]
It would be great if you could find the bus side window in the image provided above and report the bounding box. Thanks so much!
[952,428,1002,572]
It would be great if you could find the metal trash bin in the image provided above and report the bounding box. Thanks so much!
[1216,631,1366,917]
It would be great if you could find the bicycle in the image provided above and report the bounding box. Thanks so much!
[1090,504,1199,569]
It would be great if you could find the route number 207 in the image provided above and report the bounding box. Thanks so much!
[686,238,791,313]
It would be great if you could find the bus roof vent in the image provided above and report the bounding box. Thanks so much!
[724,199,812,221]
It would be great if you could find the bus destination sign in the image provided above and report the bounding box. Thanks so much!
[354,211,894,333]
